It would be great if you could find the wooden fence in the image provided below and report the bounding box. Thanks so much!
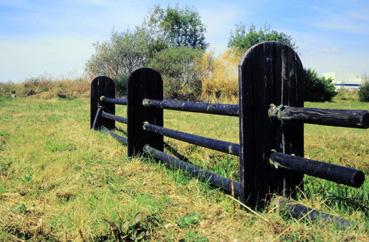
[90,41,368,209]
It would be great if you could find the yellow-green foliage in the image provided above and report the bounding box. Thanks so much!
[197,50,240,103]
[0,77,90,99]
[0,97,368,240]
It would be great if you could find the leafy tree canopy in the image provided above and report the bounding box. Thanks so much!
[86,28,153,79]
[304,68,337,101]
[228,24,297,52]
[149,47,202,99]
[146,5,207,49]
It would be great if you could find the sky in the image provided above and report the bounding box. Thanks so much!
[0,0,368,83]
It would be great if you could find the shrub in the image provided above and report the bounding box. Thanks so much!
[335,88,358,101]
[0,82,16,98]
[0,77,90,99]
[197,50,239,103]
[85,28,152,82]
[149,47,202,100]
[22,78,53,96]
[359,81,369,102]
[228,24,297,53]
[303,69,337,102]
[115,75,128,97]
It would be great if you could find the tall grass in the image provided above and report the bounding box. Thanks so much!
[0,77,90,99]
[0,97,368,240]
[197,50,239,103]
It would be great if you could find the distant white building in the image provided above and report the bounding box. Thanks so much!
[322,72,361,89]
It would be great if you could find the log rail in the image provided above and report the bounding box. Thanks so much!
[90,42,368,217]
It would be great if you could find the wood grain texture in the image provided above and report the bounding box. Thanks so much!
[143,122,240,156]
[127,68,163,156]
[270,152,365,187]
[238,41,304,208]
[269,105,369,128]
[143,98,239,116]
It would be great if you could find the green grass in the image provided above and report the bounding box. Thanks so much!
[0,96,368,240]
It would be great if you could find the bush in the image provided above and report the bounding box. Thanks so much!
[335,88,358,101]
[303,69,337,101]
[359,81,369,102]
[85,28,152,82]
[228,24,297,53]
[149,47,202,100]
[0,77,90,99]
[0,82,16,98]
[197,50,239,103]
[115,75,128,97]
[22,78,53,96]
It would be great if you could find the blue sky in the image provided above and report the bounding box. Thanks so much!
[0,0,368,82]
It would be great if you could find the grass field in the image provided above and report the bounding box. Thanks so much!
[0,96,368,241]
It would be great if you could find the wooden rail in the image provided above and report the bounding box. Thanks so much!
[90,41,367,210]
[143,98,239,116]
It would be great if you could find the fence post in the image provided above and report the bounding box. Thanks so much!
[90,76,115,130]
[238,41,304,208]
[127,68,163,156]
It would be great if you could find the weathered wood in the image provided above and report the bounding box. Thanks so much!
[101,96,128,105]
[269,105,369,128]
[270,152,365,187]
[127,68,163,156]
[143,98,239,116]
[101,111,128,124]
[143,144,240,197]
[278,198,352,229]
[239,41,304,208]
[90,76,115,130]
[143,122,240,156]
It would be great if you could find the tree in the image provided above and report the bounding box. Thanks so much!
[303,68,337,101]
[359,75,369,102]
[149,47,202,99]
[85,28,154,95]
[146,5,207,49]
[228,24,297,52]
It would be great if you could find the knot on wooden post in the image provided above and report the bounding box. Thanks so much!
[268,104,286,122]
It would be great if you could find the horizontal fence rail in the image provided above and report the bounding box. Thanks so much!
[269,152,365,187]
[278,198,351,229]
[91,42,368,214]
[143,122,240,156]
[269,105,369,129]
[143,144,241,196]
[101,96,128,105]
[142,98,239,116]
[101,111,128,124]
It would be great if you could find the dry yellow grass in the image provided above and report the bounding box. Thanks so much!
[0,77,90,99]
[0,97,368,240]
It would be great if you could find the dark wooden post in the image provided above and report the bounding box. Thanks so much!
[90,76,115,130]
[238,41,304,208]
[127,68,163,156]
